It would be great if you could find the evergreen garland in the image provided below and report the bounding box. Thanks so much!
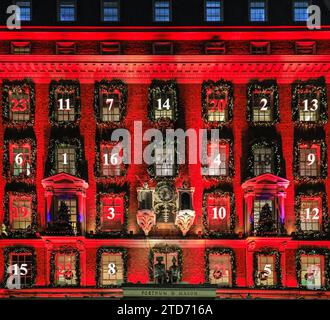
[293,139,327,183]
[247,80,279,126]
[3,137,36,183]
[94,79,128,128]
[2,79,35,127]
[296,248,330,290]
[148,80,179,128]
[202,189,236,238]
[205,248,236,287]
[3,191,37,238]
[50,248,80,287]
[96,247,128,287]
[246,139,283,179]
[294,190,329,240]
[201,80,234,128]
[292,77,328,127]
[3,247,36,288]
[148,245,183,282]
[49,80,81,127]
[253,248,282,289]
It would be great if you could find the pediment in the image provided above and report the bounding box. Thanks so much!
[242,173,289,190]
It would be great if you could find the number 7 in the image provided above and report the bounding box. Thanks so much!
[106,98,114,111]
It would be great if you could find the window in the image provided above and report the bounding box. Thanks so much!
[204,41,226,55]
[208,253,232,286]
[155,143,175,177]
[56,42,76,55]
[58,0,76,22]
[256,254,276,286]
[250,41,270,55]
[298,90,320,122]
[293,1,309,22]
[153,92,174,120]
[101,143,124,176]
[253,146,273,176]
[54,252,78,286]
[10,142,31,177]
[205,0,222,22]
[207,194,231,233]
[295,41,316,54]
[102,0,120,21]
[55,86,77,122]
[249,0,267,22]
[14,1,31,21]
[206,87,228,122]
[153,251,179,284]
[202,142,229,176]
[152,42,173,55]
[253,199,273,231]
[55,197,78,232]
[11,42,31,54]
[252,90,273,122]
[153,0,171,22]
[9,251,33,287]
[300,197,322,232]
[10,195,32,230]
[9,86,30,122]
[56,144,76,175]
[138,190,153,210]
[300,255,324,289]
[99,195,124,232]
[100,252,124,286]
[100,92,121,122]
[100,41,121,54]
[298,143,320,177]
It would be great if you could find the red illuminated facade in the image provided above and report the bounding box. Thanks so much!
[0,0,330,300]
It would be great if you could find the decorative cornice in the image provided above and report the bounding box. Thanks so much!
[0,55,329,84]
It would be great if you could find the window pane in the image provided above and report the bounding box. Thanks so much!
[153,252,179,284]
[103,1,119,21]
[11,144,31,177]
[256,255,276,286]
[55,252,77,286]
[11,196,32,230]
[253,147,273,176]
[202,143,228,176]
[250,1,266,22]
[56,144,76,175]
[154,0,170,22]
[253,199,273,231]
[207,195,231,232]
[155,145,175,176]
[301,255,323,289]
[294,1,309,21]
[100,92,121,122]
[15,1,31,21]
[299,145,320,177]
[100,196,124,232]
[59,1,76,21]
[101,253,124,285]
[57,197,78,232]
[300,198,321,231]
[10,253,33,287]
[205,1,222,22]
[209,253,232,286]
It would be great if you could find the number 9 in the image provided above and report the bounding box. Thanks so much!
[307,153,316,166]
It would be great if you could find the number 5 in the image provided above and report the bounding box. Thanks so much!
[264,264,272,276]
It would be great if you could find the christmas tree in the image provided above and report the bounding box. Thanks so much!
[47,201,73,235]
[257,203,275,235]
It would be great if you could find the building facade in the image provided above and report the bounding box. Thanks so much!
[0,0,330,299]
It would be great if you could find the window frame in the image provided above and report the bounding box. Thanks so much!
[205,248,236,287]
[204,0,224,23]
[57,0,77,22]
[96,247,128,287]
[50,249,80,287]
[248,0,268,22]
[101,0,120,22]
[203,189,235,237]
[13,0,32,22]
[292,0,311,23]
[153,0,172,23]
[4,247,36,289]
